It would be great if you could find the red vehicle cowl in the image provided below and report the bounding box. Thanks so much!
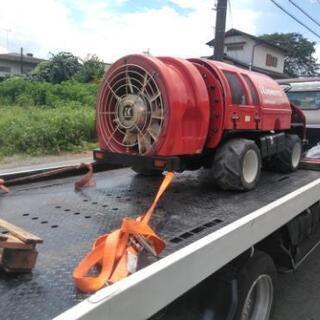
[95,54,305,191]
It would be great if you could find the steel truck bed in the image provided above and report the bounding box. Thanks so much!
[0,168,320,320]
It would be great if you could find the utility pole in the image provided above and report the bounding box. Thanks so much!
[213,0,227,61]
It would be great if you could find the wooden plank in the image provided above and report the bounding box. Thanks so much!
[0,218,43,244]
[0,235,34,250]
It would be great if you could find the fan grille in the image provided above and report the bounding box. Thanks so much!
[98,64,165,155]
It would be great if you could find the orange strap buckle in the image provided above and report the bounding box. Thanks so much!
[73,171,174,293]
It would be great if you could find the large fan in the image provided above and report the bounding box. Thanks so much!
[97,63,165,155]
[97,54,211,157]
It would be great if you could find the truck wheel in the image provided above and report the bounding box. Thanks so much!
[213,139,261,191]
[274,134,302,172]
[132,167,163,176]
[233,251,277,320]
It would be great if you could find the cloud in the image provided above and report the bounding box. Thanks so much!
[0,0,261,63]
[0,46,8,54]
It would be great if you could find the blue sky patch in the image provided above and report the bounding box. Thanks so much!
[104,0,193,15]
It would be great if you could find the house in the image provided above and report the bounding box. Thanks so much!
[0,52,45,77]
[206,28,287,79]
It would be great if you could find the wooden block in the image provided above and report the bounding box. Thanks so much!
[0,234,34,250]
[0,218,43,244]
[1,248,38,272]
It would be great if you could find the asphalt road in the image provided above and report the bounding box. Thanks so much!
[271,245,320,320]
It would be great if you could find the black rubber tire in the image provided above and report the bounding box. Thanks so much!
[232,251,277,320]
[213,139,261,191]
[264,134,302,173]
[132,167,163,176]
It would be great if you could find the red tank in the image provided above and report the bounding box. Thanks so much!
[95,54,305,191]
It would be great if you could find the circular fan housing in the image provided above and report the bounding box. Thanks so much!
[97,54,210,156]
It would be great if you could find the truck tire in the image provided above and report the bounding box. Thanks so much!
[213,139,261,191]
[132,167,163,176]
[265,134,302,173]
[232,251,277,320]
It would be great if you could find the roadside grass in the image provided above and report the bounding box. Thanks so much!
[0,104,96,160]
[0,78,98,107]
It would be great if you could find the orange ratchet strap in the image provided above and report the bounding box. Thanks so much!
[73,171,174,293]
[0,179,9,193]
[74,163,96,190]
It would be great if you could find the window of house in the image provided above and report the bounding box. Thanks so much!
[223,71,248,105]
[226,44,244,51]
[266,54,278,67]
[242,74,260,105]
[0,66,11,73]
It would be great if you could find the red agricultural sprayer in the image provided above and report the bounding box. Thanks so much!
[94,54,305,190]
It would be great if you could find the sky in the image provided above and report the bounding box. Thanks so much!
[0,0,319,63]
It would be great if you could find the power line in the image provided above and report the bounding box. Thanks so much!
[270,0,320,40]
[288,0,320,28]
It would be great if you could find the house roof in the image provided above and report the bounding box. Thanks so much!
[0,52,45,64]
[204,53,288,79]
[206,28,288,54]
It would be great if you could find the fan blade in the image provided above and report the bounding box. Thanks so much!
[152,107,163,120]
[144,132,152,147]
[122,132,137,145]
[105,79,121,102]
[148,122,161,141]
[126,67,134,94]
[149,92,161,103]
[141,72,149,93]
[137,133,152,154]
[137,134,144,154]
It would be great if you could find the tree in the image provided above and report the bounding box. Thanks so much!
[75,55,105,83]
[31,52,81,83]
[259,33,319,77]
[31,61,52,82]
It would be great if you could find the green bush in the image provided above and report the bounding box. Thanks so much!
[0,76,100,159]
[0,78,98,107]
[0,105,96,158]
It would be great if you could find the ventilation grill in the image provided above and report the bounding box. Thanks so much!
[98,64,165,155]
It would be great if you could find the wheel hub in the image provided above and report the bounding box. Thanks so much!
[116,94,148,131]
[291,142,302,168]
[241,274,273,320]
[242,149,259,184]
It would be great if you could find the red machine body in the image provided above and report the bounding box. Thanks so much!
[96,54,292,157]
[190,59,292,149]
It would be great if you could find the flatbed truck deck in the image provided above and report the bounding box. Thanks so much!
[1,167,320,320]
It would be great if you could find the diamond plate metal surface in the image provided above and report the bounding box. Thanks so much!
[0,168,319,319]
